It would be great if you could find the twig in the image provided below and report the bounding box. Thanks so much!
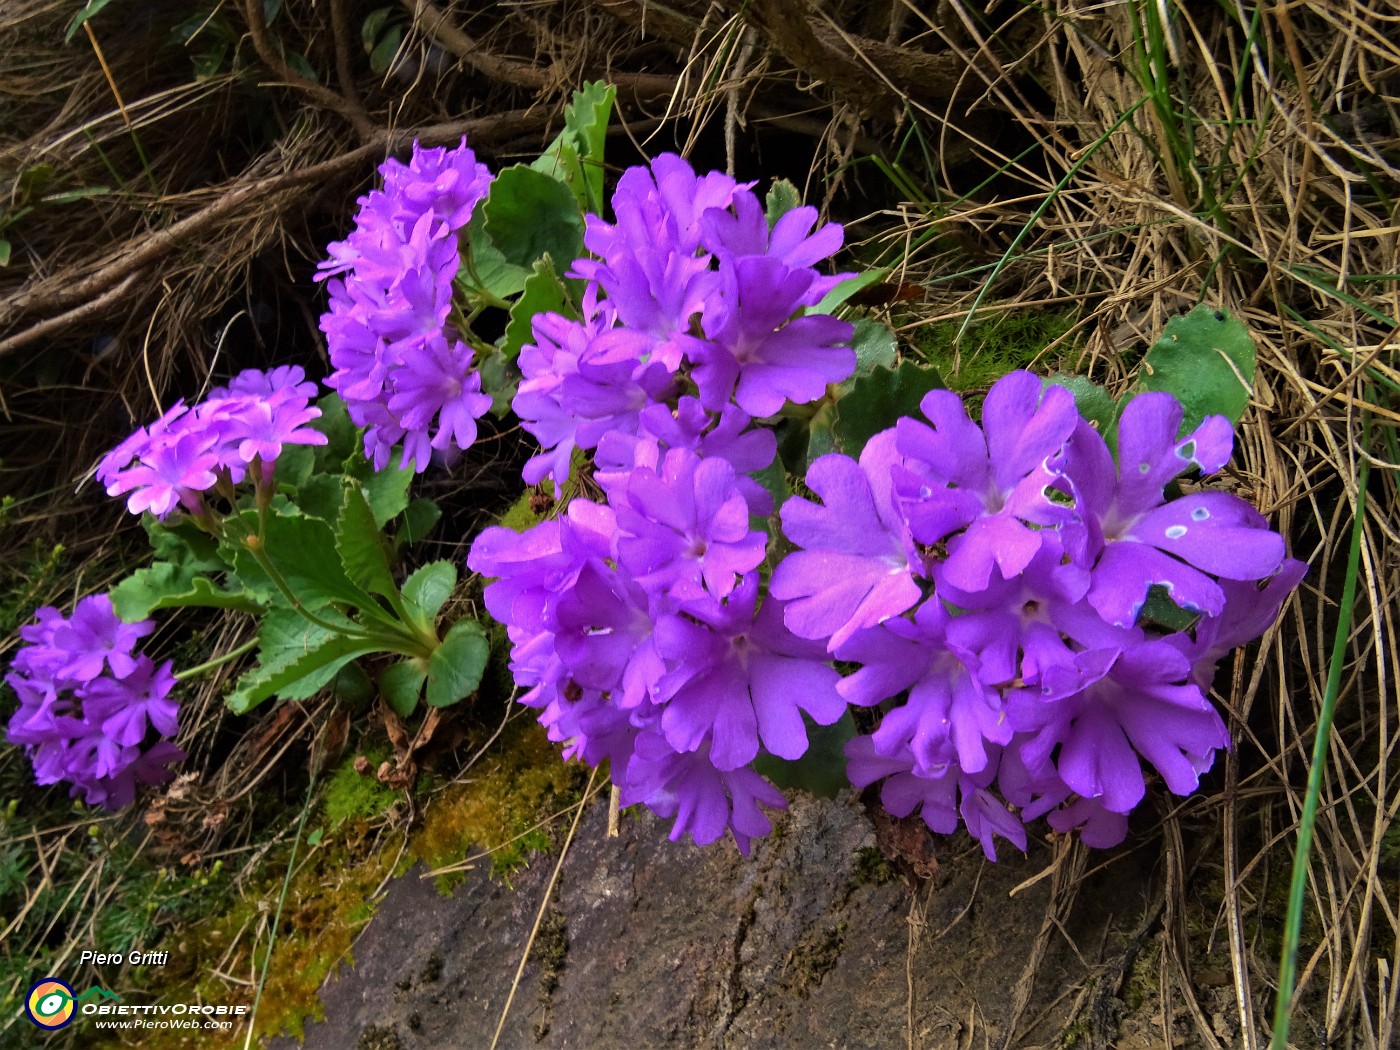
[0,111,551,357]
[405,0,677,99]
[489,769,600,1050]
[241,0,376,141]
[403,0,552,89]
[328,0,367,118]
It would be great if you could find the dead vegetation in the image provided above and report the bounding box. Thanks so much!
[1,0,1396,1046]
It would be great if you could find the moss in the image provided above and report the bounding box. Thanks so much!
[853,845,897,886]
[323,748,401,828]
[412,719,587,884]
[909,309,1076,396]
[498,489,544,534]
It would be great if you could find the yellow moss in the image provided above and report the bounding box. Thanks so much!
[413,720,586,883]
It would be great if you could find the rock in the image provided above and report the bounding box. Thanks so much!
[276,792,1158,1049]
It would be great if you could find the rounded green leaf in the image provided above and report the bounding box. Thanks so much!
[425,620,489,708]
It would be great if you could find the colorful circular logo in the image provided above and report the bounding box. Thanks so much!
[25,978,75,1030]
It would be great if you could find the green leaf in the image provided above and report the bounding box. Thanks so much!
[834,359,944,456]
[483,165,586,273]
[806,400,838,463]
[460,208,529,304]
[38,186,110,206]
[812,268,890,315]
[111,519,247,621]
[336,482,397,599]
[764,179,802,227]
[232,506,378,612]
[65,0,118,43]
[1137,305,1256,433]
[502,257,570,362]
[362,8,392,51]
[274,443,316,491]
[295,474,345,524]
[753,712,856,799]
[310,392,360,466]
[393,497,441,550]
[751,459,789,518]
[1046,373,1120,435]
[227,607,378,715]
[850,318,898,374]
[533,81,616,213]
[478,350,520,417]
[379,659,427,718]
[112,565,261,621]
[1138,584,1200,632]
[0,240,10,267]
[331,662,376,707]
[369,25,401,76]
[344,460,412,527]
[285,50,319,82]
[425,620,489,707]
[402,561,457,619]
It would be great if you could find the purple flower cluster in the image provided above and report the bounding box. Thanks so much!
[96,366,327,519]
[318,140,494,472]
[515,153,854,491]
[471,156,864,851]
[775,373,1304,857]
[5,594,183,808]
[469,434,844,853]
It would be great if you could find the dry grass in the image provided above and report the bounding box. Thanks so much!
[1,0,1397,1046]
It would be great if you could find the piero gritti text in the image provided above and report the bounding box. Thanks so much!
[79,950,170,966]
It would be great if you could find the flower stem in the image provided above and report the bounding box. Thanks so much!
[175,638,258,681]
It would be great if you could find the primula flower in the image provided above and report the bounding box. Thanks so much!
[5,594,183,809]
[652,575,845,770]
[97,366,326,518]
[845,736,1026,862]
[894,371,1080,593]
[622,729,787,855]
[1061,393,1285,626]
[318,139,494,472]
[684,255,856,417]
[612,447,767,603]
[771,431,923,650]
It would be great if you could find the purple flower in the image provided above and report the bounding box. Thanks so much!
[5,594,182,809]
[1008,637,1230,814]
[1062,393,1284,626]
[894,371,1080,593]
[1172,558,1308,690]
[622,729,787,855]
[845,736,1026,862]
[838,601,1013,778]
[612,447,767,603]
[515,292,674,491]
[652,575,845,769]
[98,366,327,517]
[771,431,923,650]
[684,255,855,417]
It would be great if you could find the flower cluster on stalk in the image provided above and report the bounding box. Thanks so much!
[473,154,858,852]
[5,595,182,808]
[318,140,494,472]
[776,375,1305,857]
[96,365,327,519]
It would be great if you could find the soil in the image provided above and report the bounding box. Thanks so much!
[270,792,1215,1049]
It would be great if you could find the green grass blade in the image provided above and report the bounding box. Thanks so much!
[954,98,1147,344]
[1269,411,1372,1048]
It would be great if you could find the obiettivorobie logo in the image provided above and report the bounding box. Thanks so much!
[24,978,121,1030]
